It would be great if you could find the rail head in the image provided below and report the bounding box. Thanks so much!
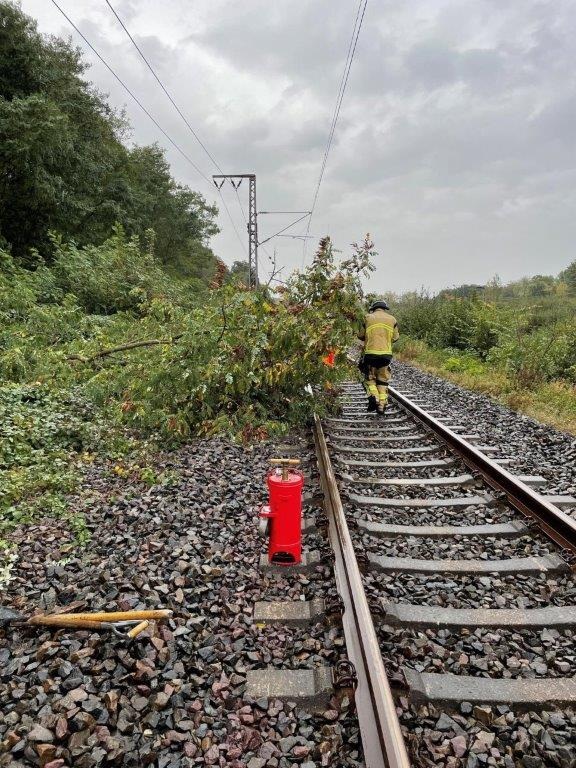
[313,413,411,768]
[389,386,576,555]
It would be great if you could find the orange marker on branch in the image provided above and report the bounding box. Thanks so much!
[322,349,336,367]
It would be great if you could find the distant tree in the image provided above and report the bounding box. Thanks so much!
[560,260,576,294]
[438,284,484,300]
[123,145,218,269]
[527,275,554,298]
[483,275,502,302]
[226,260,250,286]
[0,1,219,279]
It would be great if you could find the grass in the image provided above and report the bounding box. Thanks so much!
[398,338,576,436]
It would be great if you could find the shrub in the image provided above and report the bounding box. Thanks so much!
[489,319,576,386]
[443,354,485,376]
[80,236,376,439]
[47,226,179,314]
[0,383,99,542]
[0,248,37,317]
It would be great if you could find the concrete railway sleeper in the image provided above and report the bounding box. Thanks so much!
[248,379,576,767]
[304,380,576,767]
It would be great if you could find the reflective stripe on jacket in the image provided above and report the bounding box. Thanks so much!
[358,309,399,355]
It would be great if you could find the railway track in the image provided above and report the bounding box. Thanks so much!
[314,381,576,768]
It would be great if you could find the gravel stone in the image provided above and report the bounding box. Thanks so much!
[27,725,53,742]
[338,377,576,768]
[0,434,361,768]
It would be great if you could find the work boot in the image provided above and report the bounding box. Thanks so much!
[367,395,377,412]
[377,402,387,416]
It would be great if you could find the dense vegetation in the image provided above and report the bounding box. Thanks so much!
[4,0,573,567]
[386,266,576,430]
[0,1,218,276]
[0,230,373,551]
[0,2,373,558]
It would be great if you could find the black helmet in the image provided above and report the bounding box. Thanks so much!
[369,299,389,312]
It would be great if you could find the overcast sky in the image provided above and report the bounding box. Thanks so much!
[20,0,576,292]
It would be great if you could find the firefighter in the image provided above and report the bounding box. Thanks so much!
[358,299,399,415]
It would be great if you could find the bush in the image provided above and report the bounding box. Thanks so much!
[0,248,37,317]
[394,280,576,389]
[81,236,376,439]
[47,227,178,314]
[1,232,376,440]
[0,229,204,383]
[430,298,475,350]
[0,383,97,542]
[489,319,576,386]
[443,353,485,376]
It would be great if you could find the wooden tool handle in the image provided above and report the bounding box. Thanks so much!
[25,617,106,630]
[127,620,149,639]
[270,458,301,465]
[28,609,172,626]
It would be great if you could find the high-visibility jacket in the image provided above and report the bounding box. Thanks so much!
[358,309,399,355]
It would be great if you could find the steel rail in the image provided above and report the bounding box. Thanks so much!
[389,387,576,554]
[313,414,411,768]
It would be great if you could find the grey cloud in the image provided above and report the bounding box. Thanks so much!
[532,93,576,148]
[405,40,459,89]
[19,0,576,291]
[187,0,355,81]
[402,40,508,93]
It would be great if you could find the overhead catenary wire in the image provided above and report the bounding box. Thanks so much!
[102,0,251,256]
[311,0,366,217]
[275,234,320,240]
[104,0,225,175]
[50,0,248,258]
[258,212,311,247]
[101,0,249,256]
[102,0,297,279]
[229,179,281,275]
[302,0,368,266]
[50,0,209,182]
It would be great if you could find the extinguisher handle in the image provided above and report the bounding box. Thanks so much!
[259,505,274,519]
[270,458,301,481]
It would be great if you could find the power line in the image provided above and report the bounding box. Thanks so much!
[258,212,311,247]
[50,0,247,258]
[104,0,225,176]
[50,0,210,182]
[233,184,276,265]
[102,0,250,255]
[302,0,368,265]
[311,0,366,218]
[217,189,249,256]
[234,185,251,237]
[276,234,320,240]
[102,0,301,276]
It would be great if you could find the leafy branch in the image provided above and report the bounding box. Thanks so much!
[67,336,183,364]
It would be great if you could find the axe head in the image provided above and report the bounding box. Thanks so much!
[0,608,26,627]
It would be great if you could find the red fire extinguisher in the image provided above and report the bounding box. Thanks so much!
[259,458,304,565]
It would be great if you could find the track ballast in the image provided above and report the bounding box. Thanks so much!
[315,380,576,768]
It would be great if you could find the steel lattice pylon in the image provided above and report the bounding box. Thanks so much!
[247,175,258,288]
[213,173,258,288]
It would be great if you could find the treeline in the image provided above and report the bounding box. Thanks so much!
[0,1,220,282]
[0,1,378,550]
[387,263,576,387]
[0,233,373,540]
